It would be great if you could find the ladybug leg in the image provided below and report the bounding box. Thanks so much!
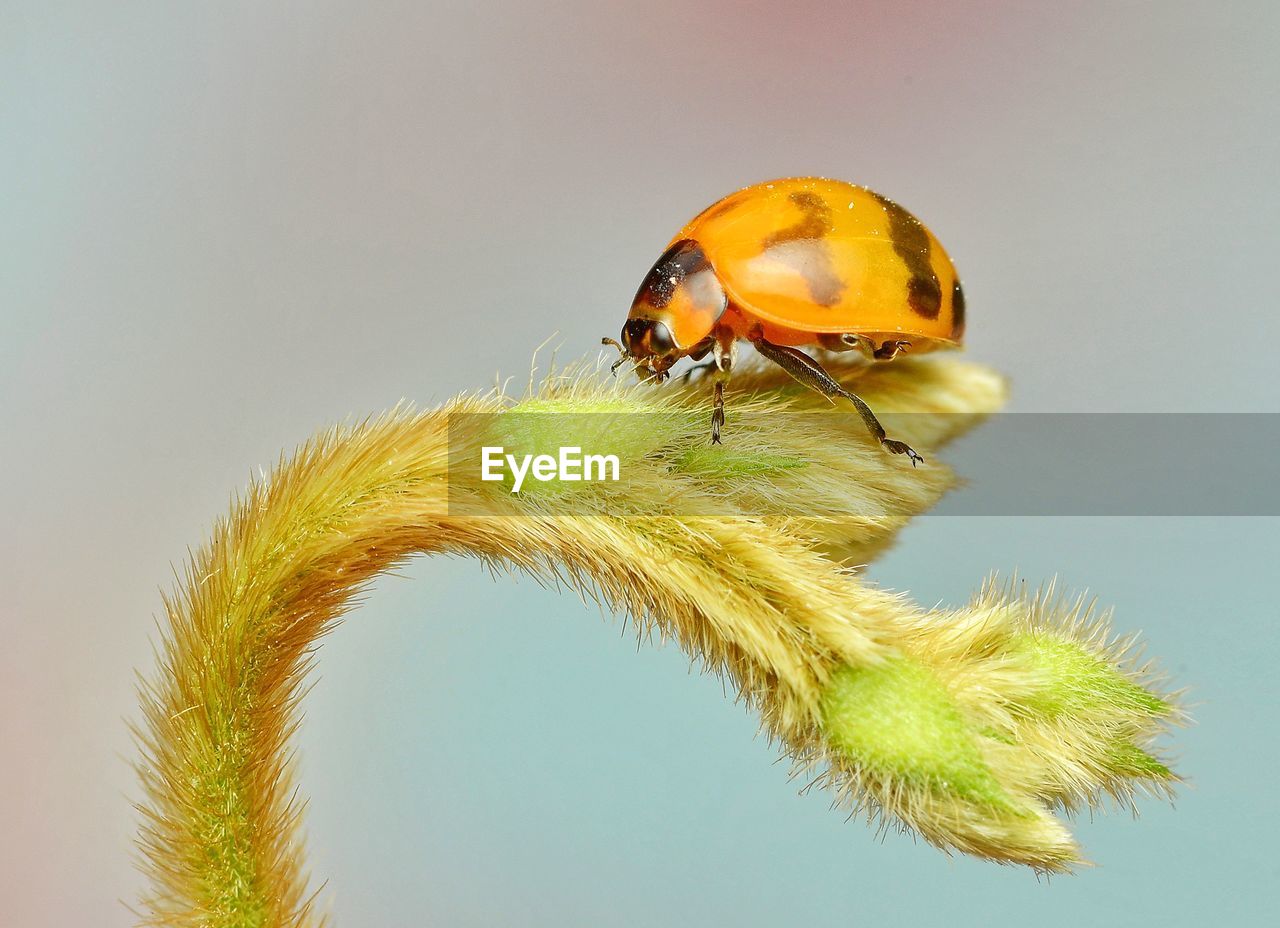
[750,336,923,466]
[711,380,727,443]
[816,334,911,361]
[681,360,717,384]
[680,339,717,384]
[709,329,737,444]
[817,332,880,358]
[873,339,911,361]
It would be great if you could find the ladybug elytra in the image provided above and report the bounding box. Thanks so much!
[603,177,966,464]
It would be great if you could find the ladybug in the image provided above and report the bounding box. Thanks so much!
[603,177,965,464]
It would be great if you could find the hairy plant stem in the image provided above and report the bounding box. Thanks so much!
[134,356,1179,927]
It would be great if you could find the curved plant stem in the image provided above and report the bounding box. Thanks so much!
[133,356,1179,927]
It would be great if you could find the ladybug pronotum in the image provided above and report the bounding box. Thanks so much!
[603,177,965,464]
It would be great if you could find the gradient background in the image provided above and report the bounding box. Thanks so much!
[3,2,1278,924]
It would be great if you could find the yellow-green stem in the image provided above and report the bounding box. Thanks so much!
[133,356,1179,927]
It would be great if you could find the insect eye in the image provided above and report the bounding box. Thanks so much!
[623,319,676,358]
[645,321,675,355]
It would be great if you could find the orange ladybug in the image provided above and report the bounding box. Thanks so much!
[603,177,965,463]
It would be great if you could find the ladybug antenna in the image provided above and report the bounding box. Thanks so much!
[601,337,630,376]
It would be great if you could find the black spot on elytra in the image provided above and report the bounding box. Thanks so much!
[635,239,712,309]
[763,191,833,245]
[871,192,941,319]
[761,190,845,306]
[951,278,966,339]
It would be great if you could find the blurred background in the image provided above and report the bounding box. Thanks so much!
[3,1,1277,924]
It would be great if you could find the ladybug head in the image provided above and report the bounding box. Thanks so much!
[602,239,727,382]
[602,318,678,382]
